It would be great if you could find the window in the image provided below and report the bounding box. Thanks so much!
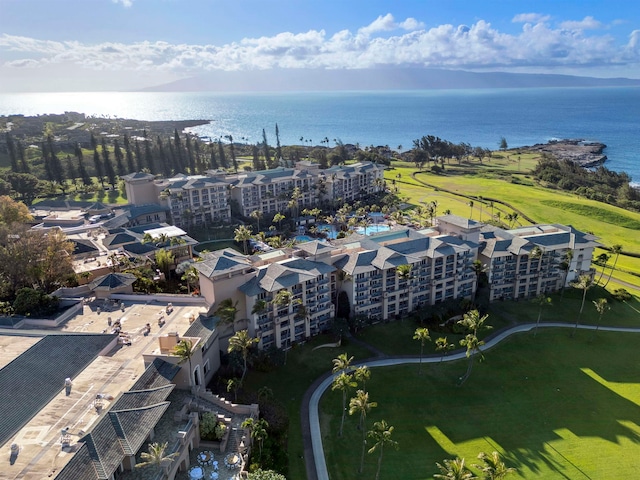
[203,359,210,375]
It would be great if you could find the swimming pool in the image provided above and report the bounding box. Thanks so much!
[294,235,314,243]
[356,224,391,235]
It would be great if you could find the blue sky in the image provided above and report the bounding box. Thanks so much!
[0,0,638,91]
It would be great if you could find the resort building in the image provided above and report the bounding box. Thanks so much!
[121,161,385,225]
[0,281,257,480]
[479,224,600,301]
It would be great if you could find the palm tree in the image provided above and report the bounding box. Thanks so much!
[397,263,413,315]
[471,260,486,301]
[227,377,241,402]
[571,274,593,336]
[332,372,357,437]
[435,337,455,363]
[559,250,574,300]
[181,265,198,294]
[594,253,610,284]
[250,209,263,233]
[242,417,269,457]
[473,451,516,479]
[413,327,431,375]
[172,339,196,386]
[531,294,552,337]
[273,212,286,230]
[349,389,378,473]
[368,420,399,480]
[234,225,253,254]
[456,309,491,337]
[251,299,268,317]
[228,329,259,382]
[215,298,238,331]
[434,457,477,479]
[332,352,354,374]
[473,452,516,480]
[273,289,293,311]
[593,297,610,333]
[135,442,179,474]
[354,365,371,391]
[468,200,474,219]
[459,333,485,385]
[603,244,623,288]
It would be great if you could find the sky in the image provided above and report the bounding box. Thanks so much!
[0,0,639,92]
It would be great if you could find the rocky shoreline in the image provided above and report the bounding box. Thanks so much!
[523,139,607,168]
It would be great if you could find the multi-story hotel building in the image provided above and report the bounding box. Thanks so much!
[479,223,600,301]
[122,161,386,227]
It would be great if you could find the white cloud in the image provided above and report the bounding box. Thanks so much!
[560,16,601,31]
[359,14,424,36]
[1,14,637,76]
[112,0,133,7]
[512,13,551,24]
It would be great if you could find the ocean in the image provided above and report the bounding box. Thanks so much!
[1,87,639,182]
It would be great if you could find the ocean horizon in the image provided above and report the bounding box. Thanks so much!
[1,87,639,183]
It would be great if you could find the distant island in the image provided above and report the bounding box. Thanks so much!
[141,67,640,92]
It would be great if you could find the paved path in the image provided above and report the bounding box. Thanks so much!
[303,322,640,480]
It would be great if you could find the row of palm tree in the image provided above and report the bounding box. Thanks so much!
[434,451,516,479]
[331,353,397,478]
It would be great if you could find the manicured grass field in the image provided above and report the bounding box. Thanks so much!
[242,335,374,479]
[354,285,640,358]
[320,329,640,479]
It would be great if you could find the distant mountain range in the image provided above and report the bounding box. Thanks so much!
[141,68,640,92]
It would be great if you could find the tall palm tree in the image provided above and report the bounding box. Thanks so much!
[135,442,179,474]
[331,372,357,437]
[559,250,574,300]
[242,417,269,457]
[593,297,610,333]
[434,457,477,479]
[459,333,485,385]
[273,289,293,311]
[396,263,413,315]
[368,420,399,480]
[181,265,198,294]
[594,253,610,284]
[468,200,474,219]
[250,209,263,233]
[413,327,431,374]
[228,329,259,382]
[349,389,378,474]
[172,339,196,386]
[603,244,623,288]
[332,352,354,374]
[234,225,253,254]
[215,298,238,331]
[473,451,516,479]
[531,294,552,337]
[354,365,371,391]
[471,260,486,301]
[571,274,593,336]
[435,337,455,363]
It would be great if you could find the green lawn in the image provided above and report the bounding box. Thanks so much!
[320,329,640,479]
[354,285,640,358]
[241,334,375,479]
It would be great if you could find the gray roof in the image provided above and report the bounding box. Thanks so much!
[72,238,100,256]
[0,334,116,448]
[110,384,174,411]
[89,273,137,291]
[437,214,482,229]
[194,249,249,278]
[130,358,180,390]
[338,250,378,275]
[109,402,171,455]
[240,258,335,295]
[183,315,218,345]
[55,443,99,480]
[83,415,125,479]
[102,232,137,248]
[295,240,333,256]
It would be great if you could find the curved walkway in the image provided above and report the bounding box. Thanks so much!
[303,322,640,480]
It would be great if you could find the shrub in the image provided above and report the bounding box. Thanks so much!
[13,288,59,317]
[612,288,632,302]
